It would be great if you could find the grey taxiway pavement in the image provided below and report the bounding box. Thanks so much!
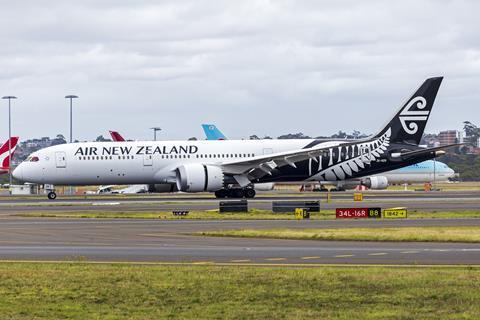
[1,190,480,213]
[0,218,479,265]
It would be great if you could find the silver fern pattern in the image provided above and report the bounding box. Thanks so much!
[312,128,391,181]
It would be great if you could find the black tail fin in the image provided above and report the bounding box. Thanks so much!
[374,77,443,145]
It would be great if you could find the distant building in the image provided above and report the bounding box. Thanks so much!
[458,130,464,143]
[13,135,67,164]
[438,130,459,145]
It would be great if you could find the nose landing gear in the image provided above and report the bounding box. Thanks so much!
[47,191,57,200]
[215,188,256,199]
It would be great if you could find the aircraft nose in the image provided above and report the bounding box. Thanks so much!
[12,165,23,181]
[448,168,455,177]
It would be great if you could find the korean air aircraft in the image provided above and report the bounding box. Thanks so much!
[14,77,459,199]
[331,160,455,191]
[370,160,455,184]
[202,124,227,140]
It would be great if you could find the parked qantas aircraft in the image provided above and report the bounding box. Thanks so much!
[0,137,19,175]
[14,77,457,200]
[109,131,125,142]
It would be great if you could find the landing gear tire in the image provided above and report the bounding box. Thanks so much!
[244,188,256,198]
[215,188,255,199]
[47,191,57,200]
[215,189,228,198]
[231,189,245,198]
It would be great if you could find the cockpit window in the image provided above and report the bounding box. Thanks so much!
[26,156,39,162]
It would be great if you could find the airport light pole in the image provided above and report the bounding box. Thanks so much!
[65,95,78,143]
[150,127,161,141]
[2,96,17,191]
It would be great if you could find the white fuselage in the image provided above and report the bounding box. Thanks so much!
[14,139,334,185]
[371,161,455,184]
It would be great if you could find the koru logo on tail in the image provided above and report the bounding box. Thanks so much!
[399,96,429,134]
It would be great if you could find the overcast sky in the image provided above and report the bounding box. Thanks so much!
[0,0,479,141]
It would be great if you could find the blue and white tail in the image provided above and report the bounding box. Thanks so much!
[202,124,227,140]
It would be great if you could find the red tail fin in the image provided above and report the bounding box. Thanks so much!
[109,131,125,142]
[0,137,19,169]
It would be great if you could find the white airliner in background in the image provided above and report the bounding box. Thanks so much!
[371,160,455,184]
[328,160,455,191]
[14,77,459,199]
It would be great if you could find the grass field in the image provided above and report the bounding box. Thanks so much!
[14,209,480,220]
[0,262,479,319]
[14,209,335,220]
[199,226,480,243]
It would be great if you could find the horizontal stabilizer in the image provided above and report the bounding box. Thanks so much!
[392,143,464,159]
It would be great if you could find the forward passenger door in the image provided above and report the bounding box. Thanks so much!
[55,151,67,168]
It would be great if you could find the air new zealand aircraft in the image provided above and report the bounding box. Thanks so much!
[14,77,457,199]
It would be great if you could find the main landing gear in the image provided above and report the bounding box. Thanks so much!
[214,188,256,199]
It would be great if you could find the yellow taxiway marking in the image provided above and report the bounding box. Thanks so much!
[191,261,215,265]
[334,254,354,258]
[368,253,388,256]
[0,260,478,268]
[300,256,321,260]
[401,251,420,254]
[265,258,287,261]
[230,259,251,263]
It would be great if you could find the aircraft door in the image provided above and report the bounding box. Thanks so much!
[143,154,153,166]
[360,145,371,164]
[55,151,67,168]
[263,148,273,155]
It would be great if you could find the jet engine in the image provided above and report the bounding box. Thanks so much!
[176,164,224,192]
[362,176,389,190]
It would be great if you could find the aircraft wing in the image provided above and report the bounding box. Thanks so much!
[220,141,343,184]
[220,129,394,186]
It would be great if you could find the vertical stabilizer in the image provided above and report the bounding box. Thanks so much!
[374,77,443,145]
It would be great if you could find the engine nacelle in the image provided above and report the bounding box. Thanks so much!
[254,183,275,191]
[148,183,178,193]
[362,176,389,190]
[176,164,224,192]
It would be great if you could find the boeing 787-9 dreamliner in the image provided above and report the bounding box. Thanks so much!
[14,77,459,199]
